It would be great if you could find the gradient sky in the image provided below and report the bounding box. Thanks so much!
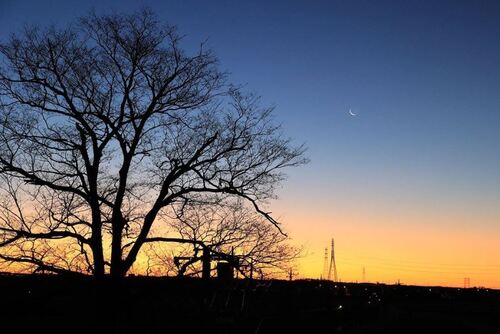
[1,0,500,287]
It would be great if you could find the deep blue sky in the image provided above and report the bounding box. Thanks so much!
[2,0,500,282]
[1,0,499,218]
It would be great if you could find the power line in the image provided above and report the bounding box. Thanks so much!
[338,254,500,268]
[336,259,500,275]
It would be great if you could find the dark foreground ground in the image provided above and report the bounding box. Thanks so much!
[0,274,499,334]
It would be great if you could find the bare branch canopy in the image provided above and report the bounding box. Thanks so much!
[0,10,307,278]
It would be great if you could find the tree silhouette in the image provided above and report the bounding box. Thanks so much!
[0,10,306,279]
[142,199,301,278]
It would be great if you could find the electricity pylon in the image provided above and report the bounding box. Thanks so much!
[328,238,338,282]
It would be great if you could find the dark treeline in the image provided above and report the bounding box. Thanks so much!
[1,274,499,333]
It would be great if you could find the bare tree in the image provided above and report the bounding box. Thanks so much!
[0,10,306,279]
[143,199,301,278]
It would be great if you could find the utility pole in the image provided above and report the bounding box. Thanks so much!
[362,266,366,282]
[202,246,211,280]
[250,259,254,280]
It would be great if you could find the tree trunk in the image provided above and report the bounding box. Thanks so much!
[110,218,125,279]
[90,197,105,278]
[92,233,105,278]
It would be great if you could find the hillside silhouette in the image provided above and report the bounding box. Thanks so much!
[1,274,499,334]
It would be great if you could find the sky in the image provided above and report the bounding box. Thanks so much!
[1,0,500,287]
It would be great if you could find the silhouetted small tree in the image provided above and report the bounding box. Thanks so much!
[0,10,306,279]
[143,199,301,278]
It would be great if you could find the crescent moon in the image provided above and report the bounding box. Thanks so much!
[348,109,357,116]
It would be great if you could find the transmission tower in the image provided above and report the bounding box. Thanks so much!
[362,266,366,282]
[328,238,338,282]
[322,247,329,280]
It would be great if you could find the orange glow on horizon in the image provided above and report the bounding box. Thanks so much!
[277,200,500,289]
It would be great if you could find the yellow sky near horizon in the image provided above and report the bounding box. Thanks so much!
[274,197,500,289]
[2,181,499,289]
